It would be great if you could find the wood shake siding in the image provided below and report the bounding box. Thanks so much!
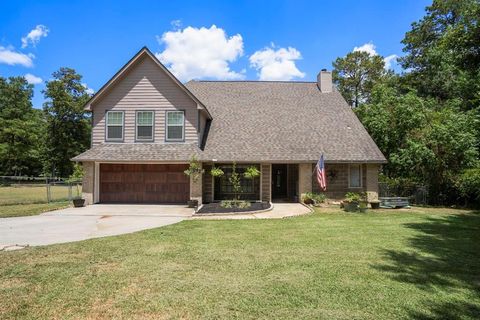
[91,55,198,145]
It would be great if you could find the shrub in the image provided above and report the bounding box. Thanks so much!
[237,200,251,209]
[220,200,233,208]
[302,192,327,205]
[344,192,365,203]
[456,168,480,207]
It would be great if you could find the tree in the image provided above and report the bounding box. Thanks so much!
[356,83,479,204]
[332,50,387,108]
[400,0,480,109]
[0,76,44,176]
[43,68,91,178]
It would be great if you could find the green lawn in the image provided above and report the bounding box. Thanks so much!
[0,185,80,205]
[0,201,70,218]
[1,208,479,319]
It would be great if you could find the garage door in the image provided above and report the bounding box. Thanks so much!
[99,164,189,203]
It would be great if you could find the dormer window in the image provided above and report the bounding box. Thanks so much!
[166,111,184,141]
[106,111,124,141]
[136,111,154,141]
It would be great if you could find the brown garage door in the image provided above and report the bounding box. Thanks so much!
[100,164,189,203]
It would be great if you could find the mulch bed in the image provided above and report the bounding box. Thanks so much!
[196,202,271,214]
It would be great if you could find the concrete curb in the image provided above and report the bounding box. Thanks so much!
[192,202,274,217]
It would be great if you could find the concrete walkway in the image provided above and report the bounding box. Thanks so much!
[0,205,193,249]
[191,203,312,220]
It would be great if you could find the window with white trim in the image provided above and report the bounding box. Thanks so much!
[166,111,184,141]
[349,164,362,188]
[136,111,154,141]
[106,111,124,141]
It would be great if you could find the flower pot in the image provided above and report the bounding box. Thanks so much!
[370,201,380,209]
[73,198,85,208]
[344,201,359,212]
[187,199,198,208]
[359,201,368,213]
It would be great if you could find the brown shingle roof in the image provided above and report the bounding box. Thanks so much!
[72,143,200,162]
[185,81,386,163]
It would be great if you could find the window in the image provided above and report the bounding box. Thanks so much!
[349,164,362,188]
[214,164,260,200]
[166,111,184,141]
[136,111,154,141]
[106,111,124,141]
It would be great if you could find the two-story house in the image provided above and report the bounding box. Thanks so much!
[73,47,386,205]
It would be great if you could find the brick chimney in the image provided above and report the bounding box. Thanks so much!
[317,69,332,93]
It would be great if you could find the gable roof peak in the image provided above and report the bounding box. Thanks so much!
[83,46,211,119]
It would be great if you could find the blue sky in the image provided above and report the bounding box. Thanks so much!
[0,0,430,109]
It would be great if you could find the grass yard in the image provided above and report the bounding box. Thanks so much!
[0,185,80,206]
[0,201,70,218]
[1,207,479,319]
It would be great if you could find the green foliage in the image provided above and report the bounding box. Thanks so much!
[244,165,260,179]
[0,77,44,176]
[43,67,91,177]
[229,162,242,200]
[301,192,327,205]
[220,200,233,208]
[344,192,365,203]
[333,50,387,107]
[210,165,224,177]
[68,163,84,182]
[220,199,251,209]
[456,168,480,206]
[400,0,480,109]
[184,155,204,182]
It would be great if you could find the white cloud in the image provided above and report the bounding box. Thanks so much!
[24,73,42,84]
[21,25,49,48]
[82,83,95,95]
[249,44,305,81]
[353,42,378,56]
[353,42,398,70]
[155,25,244,81]
[0,46,34,67]
[383,54,398,70]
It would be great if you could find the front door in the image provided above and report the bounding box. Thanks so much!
[272,164,287,199]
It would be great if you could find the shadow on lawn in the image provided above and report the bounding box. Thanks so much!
[375,211,480,319]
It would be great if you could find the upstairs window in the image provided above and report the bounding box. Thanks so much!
[349,164,362,188]
[166,111,184,141]
[106,111,124,141]
[136,111,154,141]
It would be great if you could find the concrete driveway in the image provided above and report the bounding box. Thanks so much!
[0,204,193,249]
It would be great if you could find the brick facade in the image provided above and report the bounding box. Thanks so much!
[261,164,271,202]
[190,162,203,205]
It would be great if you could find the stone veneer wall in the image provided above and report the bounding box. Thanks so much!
[261,164,271,202]
[190,162,203,205]
[81,161,94,205]
[298,163,313,196]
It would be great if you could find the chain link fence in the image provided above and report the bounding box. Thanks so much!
[0,176,82,206]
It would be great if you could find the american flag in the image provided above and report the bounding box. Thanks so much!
[315,154,327,191]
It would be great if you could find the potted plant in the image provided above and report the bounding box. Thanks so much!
[343,192,362,212]
[187,199,198,208]
[69,163,85,207]
[184,155,204,208]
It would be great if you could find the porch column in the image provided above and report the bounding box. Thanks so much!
[261,164,271,202]
[81,161,94,205]
[190,163,203,205]
[298,163,313,197]
[366,164,380,201]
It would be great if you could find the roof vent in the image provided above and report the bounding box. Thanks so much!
[317,69,332,93]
